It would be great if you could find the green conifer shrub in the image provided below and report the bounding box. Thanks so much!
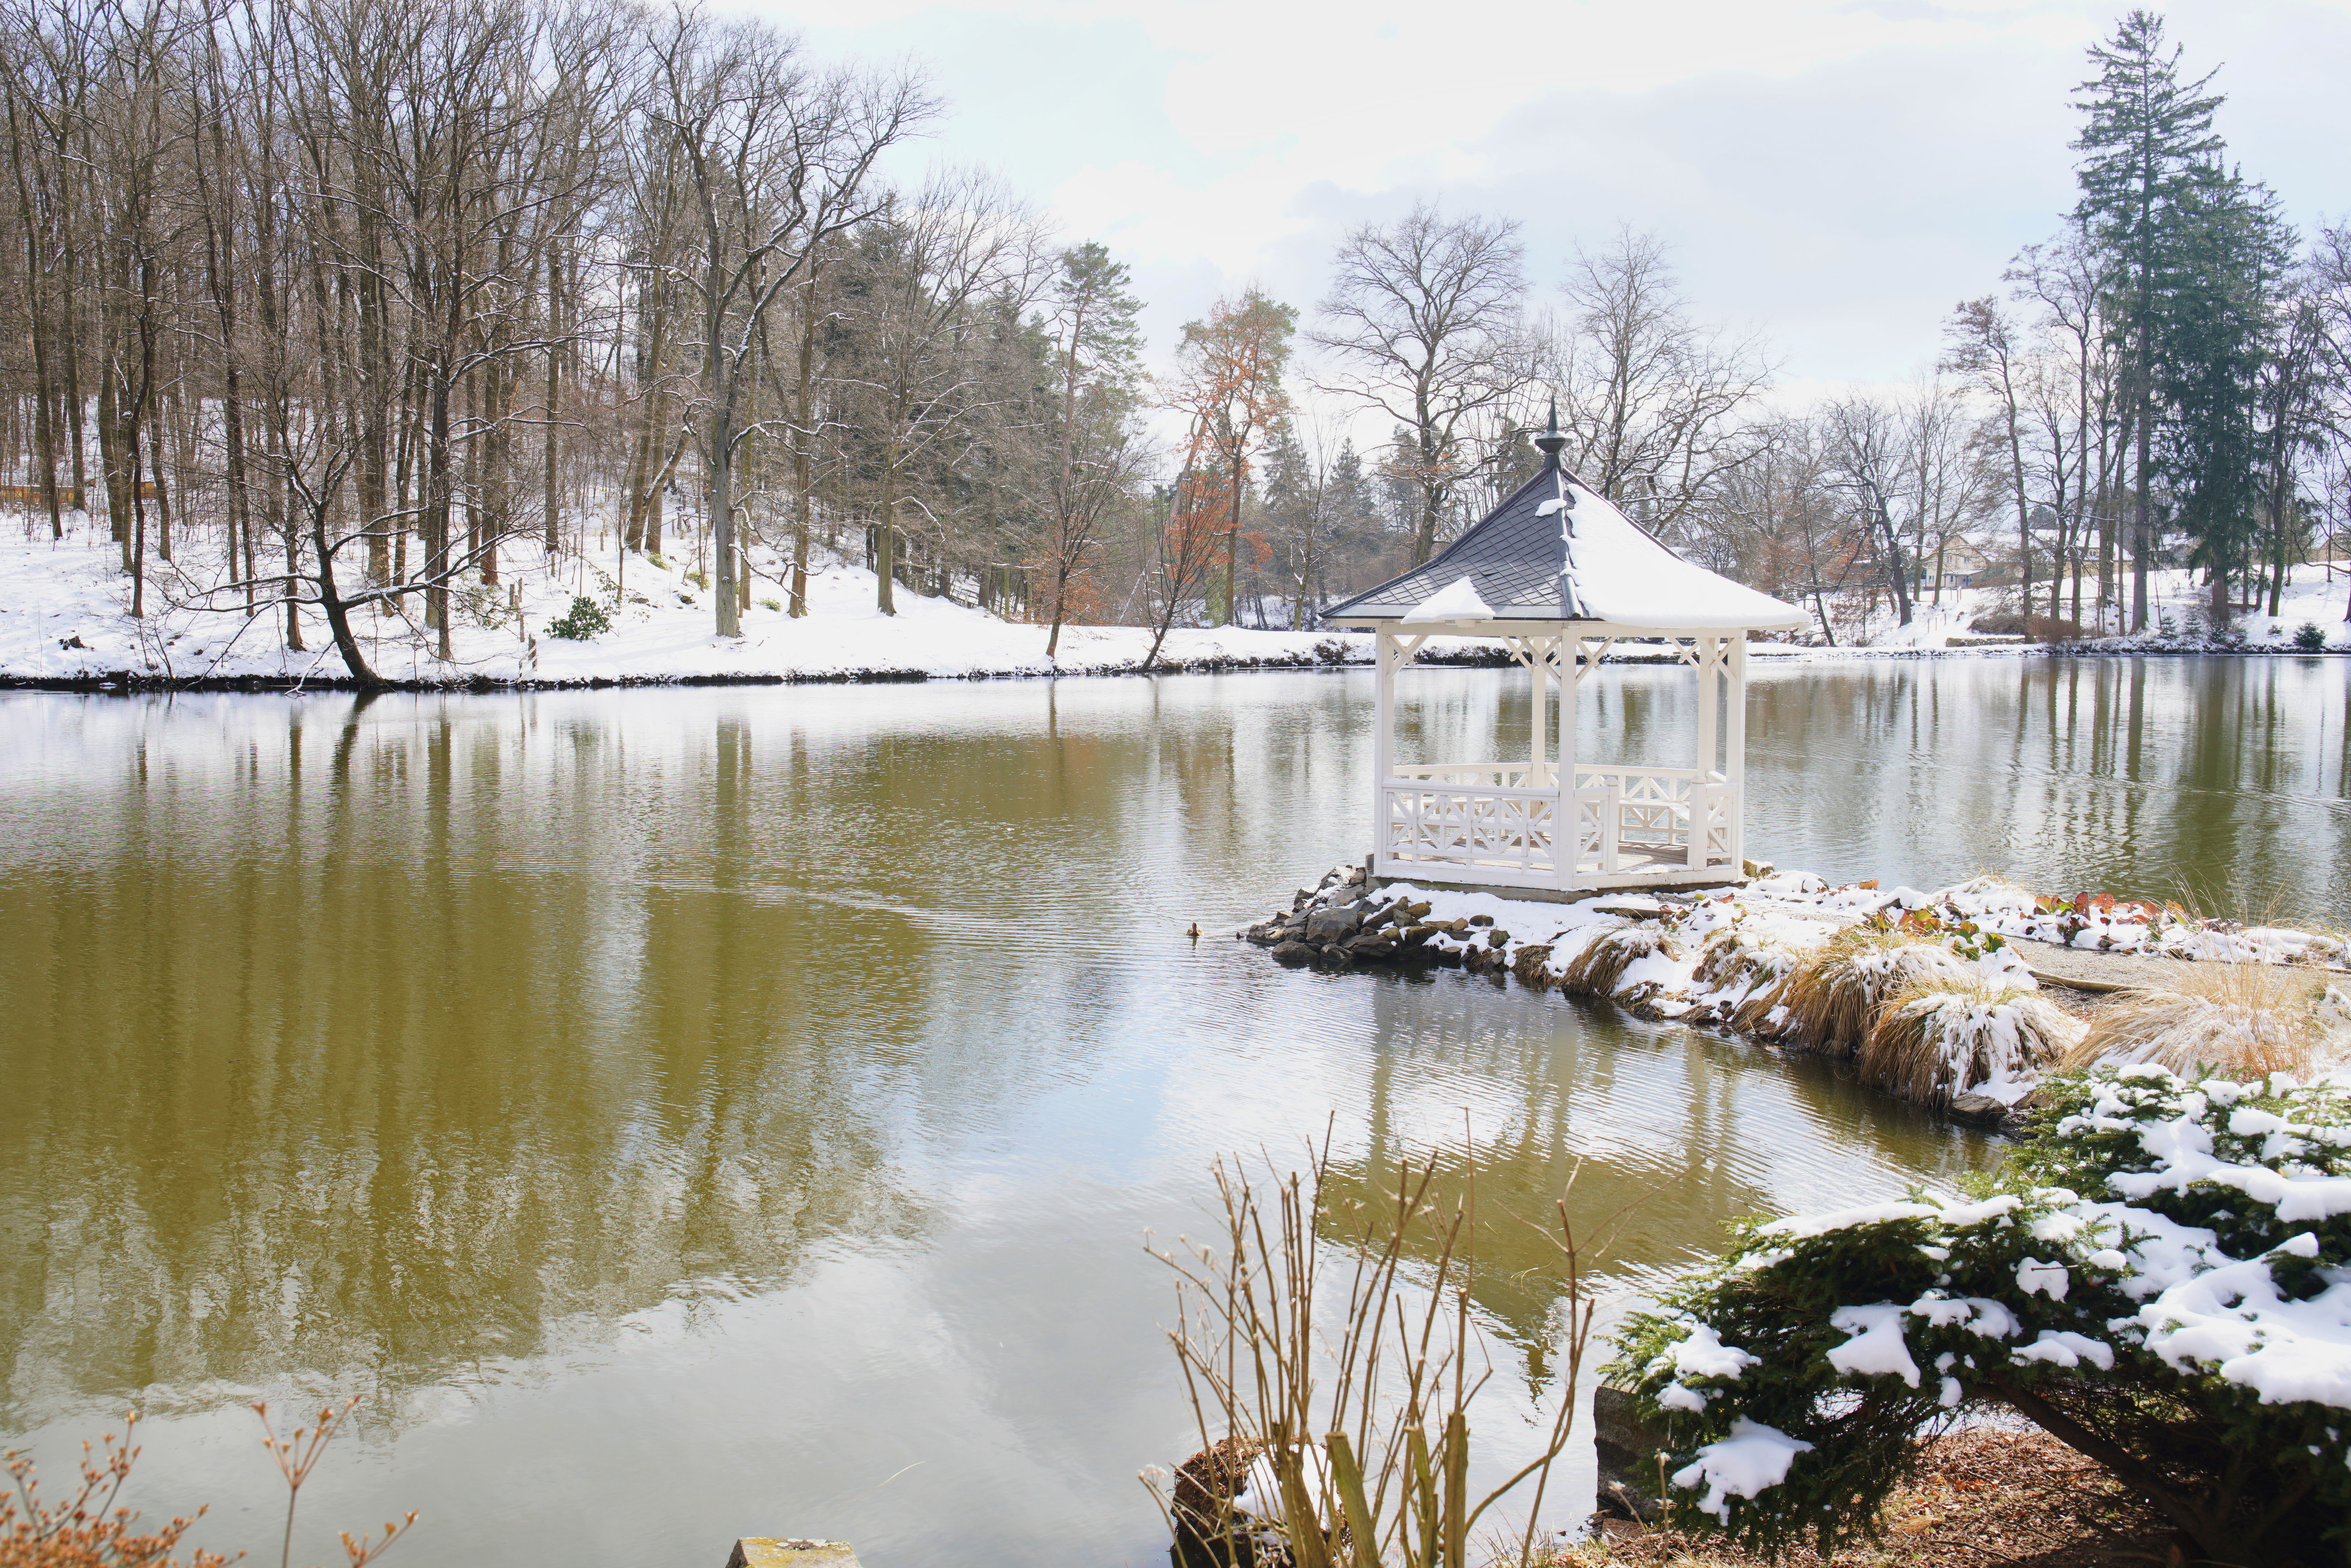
[2297,622,2329,652]
[545,596,613,640]
[1610,1065,2351,1566]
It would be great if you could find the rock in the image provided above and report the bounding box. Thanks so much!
[1469,914,1494,928]
[729,1543,859,1568]
[1948,1093,2011,1127]
[1403,900,1432,920]
[1347,937,1399,960]
[1313,944,1353,971]
[1593,1385,1661,1463]
[1270,941,1314,965]
[1589,898,1662,919]
[1486,929,1509,949]
[1305,907,1363,942]
[1399,923,1437,945]
[1592,1385,1668,1521]
[1244,924,1285,947]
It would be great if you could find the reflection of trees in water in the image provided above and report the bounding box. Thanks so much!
[1312,977,1997,1396]
[1742,659,2348,915]
[0,697,931,1430]
[1313,981,1787,1397]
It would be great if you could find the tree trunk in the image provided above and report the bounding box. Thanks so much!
[1221,450,1244,626]
[789,272,817,616]
[545,250,563,555]
[310,498,380,687]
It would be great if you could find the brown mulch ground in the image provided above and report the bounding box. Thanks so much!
[1560,1431,2169,1567]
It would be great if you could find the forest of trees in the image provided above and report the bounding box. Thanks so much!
[2,1,2346,677]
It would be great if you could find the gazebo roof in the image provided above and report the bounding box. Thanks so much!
[1322,421,1807,634]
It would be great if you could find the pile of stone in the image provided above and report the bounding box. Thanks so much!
[1242,865,1520,973]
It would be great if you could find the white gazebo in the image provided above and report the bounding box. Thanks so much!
[1322,409,1809,900]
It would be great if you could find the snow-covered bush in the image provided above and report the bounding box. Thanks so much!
[1557,925,1681,1000]
[1855,979,2084,1107]
[545,595,612,641]
[1610,1065,2351,1566]
[1755,924,1977,1057]
[2298,622,2330,652]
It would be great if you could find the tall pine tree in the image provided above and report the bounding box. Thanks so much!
[2072,9,2224,629]
[2157,173,2293,624]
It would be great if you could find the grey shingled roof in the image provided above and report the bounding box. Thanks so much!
[1321,468,1578,623]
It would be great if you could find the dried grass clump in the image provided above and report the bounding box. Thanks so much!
[2062,965,2350,1078]
[1756,924,1976,1058]
[1856,979,2086,1108]
[1557,924,1677,999]
[1694,928,1805,1008]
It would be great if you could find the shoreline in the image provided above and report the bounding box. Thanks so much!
[5,638,2343,696]
[1242,864,2349,1134]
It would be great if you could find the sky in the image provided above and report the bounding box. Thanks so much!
[753,0,2351,407]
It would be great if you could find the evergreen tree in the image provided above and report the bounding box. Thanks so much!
[2071,9,2225,629]
[2156,173,2293,622]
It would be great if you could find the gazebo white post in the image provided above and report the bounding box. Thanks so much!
[1528,637,1548,789]
[1689,635,1718,869]
[1556,634,1581,887]
[1372,622,1396,877]
[1726,632,1749,871]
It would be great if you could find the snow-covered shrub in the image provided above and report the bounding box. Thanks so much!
[2297,622,2329,652]
[2062,968,2351,1078]
[1556,925,1681,1000]
[1855,979,2084,1107]
[1757,924,1975,1058]
[1693,928,1806,1024]
[545,596,612,641]
[1610,1065,2351,1566]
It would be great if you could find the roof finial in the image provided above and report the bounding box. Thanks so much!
[1534,398,1566,468]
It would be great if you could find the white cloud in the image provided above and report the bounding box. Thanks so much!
[758,0,2351,399]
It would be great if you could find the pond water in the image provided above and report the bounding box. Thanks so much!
[0,655,2341,1567]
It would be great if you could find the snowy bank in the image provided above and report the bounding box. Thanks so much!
[0,532,1428,686]
[8,528,2345,690]
[1242,866,2351,1126]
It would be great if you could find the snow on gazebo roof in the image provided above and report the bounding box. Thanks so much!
[1322,410,1808,634]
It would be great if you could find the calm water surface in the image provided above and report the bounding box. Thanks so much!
[0,655,2342,1567]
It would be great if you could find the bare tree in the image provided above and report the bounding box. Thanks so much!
[1826,396,1916,629]
[1944,296,2041,628]
[1552,227,1771,537]
[2010,230,2122,630]
[831,169,1041,615]
[1313,203,1527,564]
[1901,374,1995,610]
[647,8,925,636]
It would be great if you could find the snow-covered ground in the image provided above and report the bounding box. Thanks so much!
[0,524,1393,685]
[1855,568,2351,651]
[4,516,2347,686]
